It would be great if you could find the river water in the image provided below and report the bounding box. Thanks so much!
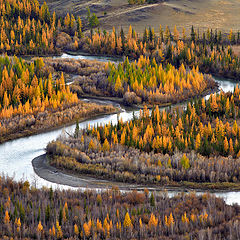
[0,53,239,205]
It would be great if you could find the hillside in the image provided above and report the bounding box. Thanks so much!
[40,0,240,33]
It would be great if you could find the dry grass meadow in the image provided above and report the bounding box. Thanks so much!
[41,0,240,34]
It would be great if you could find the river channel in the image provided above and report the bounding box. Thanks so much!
[0,53,239,205]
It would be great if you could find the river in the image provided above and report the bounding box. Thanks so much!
[0,53,240,205]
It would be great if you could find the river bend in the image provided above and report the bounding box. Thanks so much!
[0,53,239,205]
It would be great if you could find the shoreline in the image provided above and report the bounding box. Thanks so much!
[32,154,240,192]
[0,102,120,144]
[32,154,144,190]
[78,83,219,109]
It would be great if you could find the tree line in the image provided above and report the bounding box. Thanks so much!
[0,55,118,143]
[0,0,83,55]
[83,25,240,81]
[128,0,158,5]
[1,0,240,85]
[0,55,78,120]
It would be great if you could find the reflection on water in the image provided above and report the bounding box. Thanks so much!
[0,53,240,205]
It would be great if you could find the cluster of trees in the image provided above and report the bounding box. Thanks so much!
[44,57,110,97]
[47,87,240,185]
[0,55,78,120]
[0,176,240,239]
[49,56,216,106]
[83,26,240,81]
[44,57,106,77]
[0,0,83,55]
[83,88,240,157]
[106,56,216,104]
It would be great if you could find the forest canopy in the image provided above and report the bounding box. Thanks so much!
[0,176,240,239]
[0,55,78,120]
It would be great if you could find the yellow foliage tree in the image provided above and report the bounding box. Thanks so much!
[123,212,132,228]
[37,221,43,234]
[181,212,189,224]
[224,137,229,154]
[4,210,10,225]
[83,222,90,237]
[148,213,158,229]
[102,138,110,152]
[74,224,79,235]
[115,75,122,93]
[195,133,201,150]
[56,220,63,239]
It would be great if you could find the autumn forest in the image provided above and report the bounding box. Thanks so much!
[1,0,240,238]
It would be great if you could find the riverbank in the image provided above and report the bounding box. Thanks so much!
[32,154,139,190]
[0,101,119,144]
[76,81,219,108]
[33,154,240,192]
[79,94,172,109]
[71,80,218,110]
[64,50,123,62]
[61,51,240,82]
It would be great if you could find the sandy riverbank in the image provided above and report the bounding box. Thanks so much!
[33,154,240,192]
[32,154,144,190]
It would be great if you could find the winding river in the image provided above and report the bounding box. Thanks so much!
[1,53,240,205]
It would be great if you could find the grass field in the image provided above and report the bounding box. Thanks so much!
[41,0,240,34]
